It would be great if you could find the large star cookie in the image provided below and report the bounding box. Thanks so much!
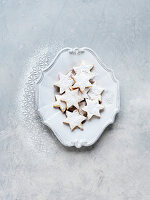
[63,110,86,130]
[53,95,66,112]
[73,64,94,74]
[88,82,104,102]
[72,72,93,92]
[54,72,74,94]
[82,99,104,119]
[61,89,83,109]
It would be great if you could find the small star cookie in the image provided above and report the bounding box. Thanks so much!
[82,99,104,119]
[72,72,93,92]
[53,95,66,112]
[54,72,74,94]
[61,89,84,109]
[88,82,104,102]
[73,64,94,74]
[63,110,87,130]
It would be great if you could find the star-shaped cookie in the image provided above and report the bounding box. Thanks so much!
[61,89,83,109]
[53,95,66,112]
[63,110,87,130]
[72,72,93,92]
[73,64,94,74]
[82,99,104,119]
[88,82,104,102]
[54,72,74,94]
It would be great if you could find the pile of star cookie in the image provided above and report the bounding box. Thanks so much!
[53,64,104,131]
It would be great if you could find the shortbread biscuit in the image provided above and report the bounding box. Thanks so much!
[61,89,84,109]
[72,72,93,92]
[53,95,66,112]
[63,110,86,130]
[54,72,74,94]
[88,82,104,102]
[82,99,104,119]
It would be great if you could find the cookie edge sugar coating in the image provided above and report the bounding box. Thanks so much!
[71,72,93,93]
[63,110,87,131]
[61,89,84,109]
[54,72,74,94]
[53,94,67,113]
[78,101,87,116]
[82,99,104,120]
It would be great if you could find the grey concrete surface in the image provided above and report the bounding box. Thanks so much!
[0,0,150,199]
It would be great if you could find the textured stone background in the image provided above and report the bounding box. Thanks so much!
[0,0,150,199]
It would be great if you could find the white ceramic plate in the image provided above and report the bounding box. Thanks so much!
[35,47,120,148]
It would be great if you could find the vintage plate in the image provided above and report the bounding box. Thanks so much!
[35,47,120,148]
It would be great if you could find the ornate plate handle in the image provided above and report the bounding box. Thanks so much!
[69,47,85,55]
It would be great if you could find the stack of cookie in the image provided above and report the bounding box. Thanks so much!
[53,64,104,131]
